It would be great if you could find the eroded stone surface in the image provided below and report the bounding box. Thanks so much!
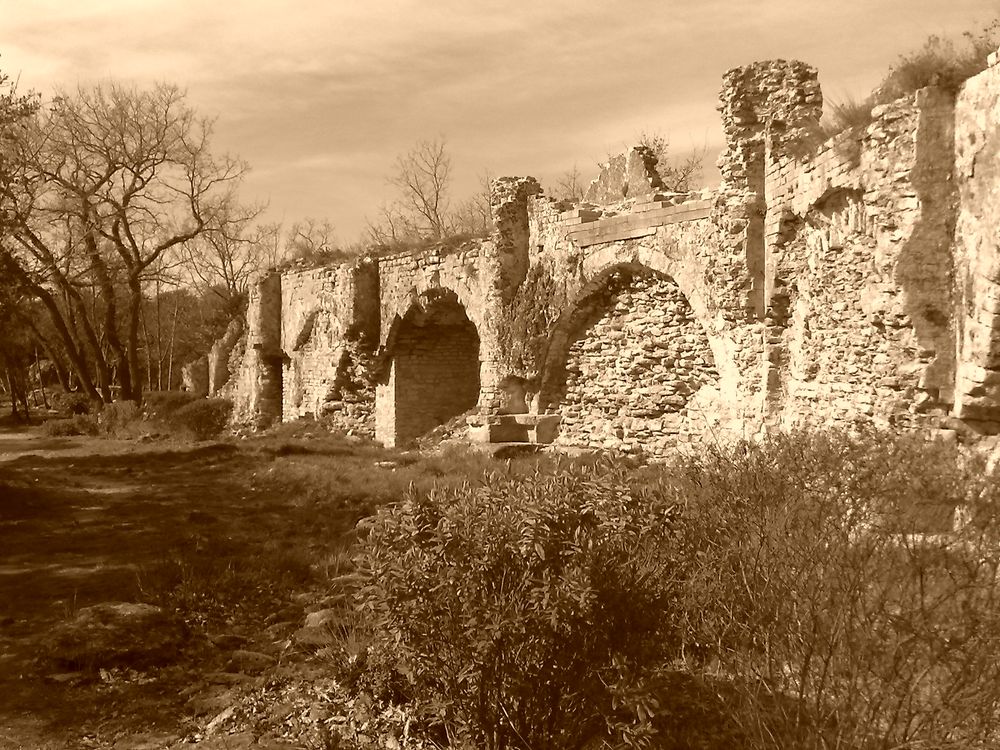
[217,58,1000,454]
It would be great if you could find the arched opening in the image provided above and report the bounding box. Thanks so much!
[376,289,481,446]
[542,265,721,455]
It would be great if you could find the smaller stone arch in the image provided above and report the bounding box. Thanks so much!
[375,288,482,446]
[540,263,726,455]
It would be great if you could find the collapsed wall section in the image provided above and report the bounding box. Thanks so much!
[280,260,379,435]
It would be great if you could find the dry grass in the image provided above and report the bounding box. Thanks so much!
[822,19,999,138]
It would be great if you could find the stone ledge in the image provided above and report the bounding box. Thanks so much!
[467,413,561,444]
[565,199,713,247]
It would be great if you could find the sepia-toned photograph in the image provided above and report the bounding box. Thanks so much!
[2,1,1000,747]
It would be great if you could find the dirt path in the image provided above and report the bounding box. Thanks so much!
[0,426,340,749]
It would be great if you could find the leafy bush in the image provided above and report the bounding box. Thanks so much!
[98,400,142,438]
[166,398,233,440]
[142,390,199,422]
[669,429,1000,749]
[51,390,93,415]
[41,414,99,436]
[356,462,681,750]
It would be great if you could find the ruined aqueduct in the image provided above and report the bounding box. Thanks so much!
[193,57,1000,456]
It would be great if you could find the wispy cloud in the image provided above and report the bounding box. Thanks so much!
[2,0,997,238]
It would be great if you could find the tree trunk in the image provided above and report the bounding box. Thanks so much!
[141,305,153,391]
[34,346,48,408]
[166,294,180,390]
[11,270,104,404]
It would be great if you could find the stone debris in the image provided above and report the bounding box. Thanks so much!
[47,602,189,670]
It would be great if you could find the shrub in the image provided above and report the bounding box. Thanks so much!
[98,400,142,438]
[142,390,199,422]
[821,93,877,136]
[356,462,681,750]
[823,19,1000,137]
[51,390,93,415]
[670,429,1000,749]
[876,22,1000,103]
[41,414,99,437]
[166,398,233,440]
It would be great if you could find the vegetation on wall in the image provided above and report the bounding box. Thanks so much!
[496,260,573,379]
[824,18,1000,134]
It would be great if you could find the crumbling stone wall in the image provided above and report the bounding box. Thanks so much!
[208,318,244,395]
[375,290,481,446]
[223,273,283,429]
[954,52,1000,425]
[218,53,1000,447]
[762,86,959,431]
[225,260,379,432]
[550,269,721,453]
[280,261,378,434]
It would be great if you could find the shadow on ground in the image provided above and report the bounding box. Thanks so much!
[0,427,353,749]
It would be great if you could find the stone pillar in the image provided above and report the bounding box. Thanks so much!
[715,60,822,424]
[490,176,542,303]
[247,272,284,428]
[471,176,543,417]
[717,59,823,318]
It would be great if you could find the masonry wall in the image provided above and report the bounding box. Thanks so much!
[375,316,481,447]
[552,270,721,455]
[954,57,1000,425]
[279,261,378,435]
[762,87,959,431]
[219,55,1000,448]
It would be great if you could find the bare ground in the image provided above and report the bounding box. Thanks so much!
[0,425,360,750]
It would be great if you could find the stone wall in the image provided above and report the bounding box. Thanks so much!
[217,54,1000,449]
[552,269,721,455]
[762,86,959,431]
[954,52,1000,425]
[280,261,378,433]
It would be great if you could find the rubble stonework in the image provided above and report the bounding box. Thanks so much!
[219,58,1000,454]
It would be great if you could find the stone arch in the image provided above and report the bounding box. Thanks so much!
[375,287,482,446]
[540,261,727,455]
[378,280,485,353]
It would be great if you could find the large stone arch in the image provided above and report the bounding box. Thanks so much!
[539,258,731,456]
[375,287,482,447]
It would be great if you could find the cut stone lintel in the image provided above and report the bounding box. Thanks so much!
[566,200,713,247]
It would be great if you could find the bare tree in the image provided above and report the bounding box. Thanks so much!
[554,164,586,202]
[450,169,493,237]
[367,138,453,246]
[285,217,338,263]
[390,138,451,239]
[0,81,246,403]
[636,130,706,193]
[182,199,272,307]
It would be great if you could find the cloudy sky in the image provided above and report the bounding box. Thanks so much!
[2,0,998,241]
